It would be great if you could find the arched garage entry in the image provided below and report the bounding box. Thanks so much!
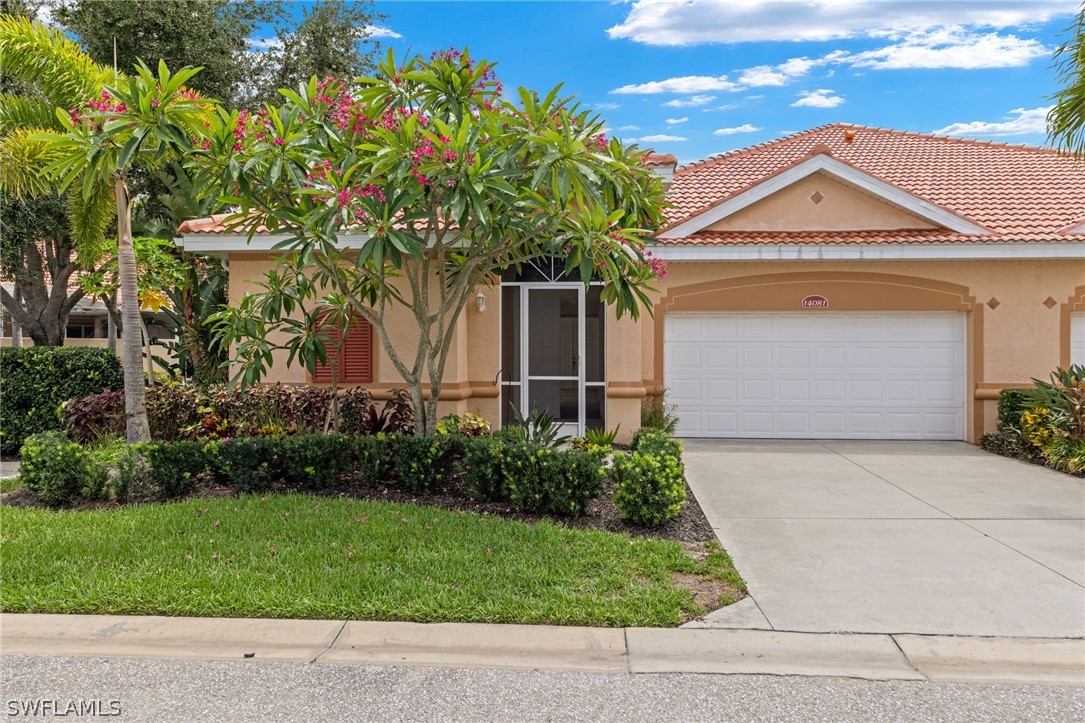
[653,271,983,441]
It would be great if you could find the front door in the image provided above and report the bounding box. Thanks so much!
[500,281,605,437]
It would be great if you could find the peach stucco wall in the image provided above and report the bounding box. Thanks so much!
[227,252,1085,442]
[707,173,938,232]
[227,254,501,421]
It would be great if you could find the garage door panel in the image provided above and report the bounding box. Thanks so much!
[706,347,738,369]
[665,312,965,440]
[1071,313,1084,366]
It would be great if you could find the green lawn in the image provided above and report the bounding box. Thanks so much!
[0,475,21,494]
[0,494,742,627]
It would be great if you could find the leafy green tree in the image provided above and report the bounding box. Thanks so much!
[1049,4,1085,156]
[37,60,210,442]
[48,0,283,108]
[245,0,387,107]
[0,192,99,346]
[198,49,668,435]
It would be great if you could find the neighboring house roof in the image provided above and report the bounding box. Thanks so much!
[658,123,1085,246]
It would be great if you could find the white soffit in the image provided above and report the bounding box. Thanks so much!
[179,233,372,256]
[660,154,991,239]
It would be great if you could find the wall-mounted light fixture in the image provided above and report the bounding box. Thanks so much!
[475,289,486,312]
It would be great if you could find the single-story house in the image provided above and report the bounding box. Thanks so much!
[179,123,1085,443]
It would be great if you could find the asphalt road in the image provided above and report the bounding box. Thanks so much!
[2,655,1082,722]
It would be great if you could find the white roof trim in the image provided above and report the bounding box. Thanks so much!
[179,233,372,256]
[651,241,1085,262]
[1061,220,1085,234]
[660,154,991,239]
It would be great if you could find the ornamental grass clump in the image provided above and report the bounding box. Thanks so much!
[613,430,687,527]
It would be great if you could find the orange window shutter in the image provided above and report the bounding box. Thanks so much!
[341,317,373,383]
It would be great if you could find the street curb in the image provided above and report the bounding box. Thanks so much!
[2,613,1083,685]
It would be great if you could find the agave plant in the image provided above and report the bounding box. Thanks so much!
[510,402,570,449]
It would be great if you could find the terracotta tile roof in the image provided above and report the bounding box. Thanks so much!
[659,123,1085,245]
[644,152,678,167]
[177,213,254,235]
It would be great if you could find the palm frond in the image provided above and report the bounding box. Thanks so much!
[66,182,115,264]
[1049,7,1085,156]
[0,93,57,135]
[0,127,65,197]
[0,15,116,113]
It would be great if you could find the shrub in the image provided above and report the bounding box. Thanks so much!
[459,437,509,502]
[18,431,90,507]
[501,444,604,517]
[61,389,127,443]
[61,383,418,442]
[1041,436,1085,475]
[611,450,687,527]
[110,444,153,504]
[436,411,492,437]
[353,434,392,485]
[979,430,1033,460]
[281,434,354,490]
[0,346,123,454]
[640,388,679,436]
[216,437,281,492]
[631,428,678,456]
[388,433,465,493]
[996,389,1031,431]
[83,437,128,501]
[146,441,214,498]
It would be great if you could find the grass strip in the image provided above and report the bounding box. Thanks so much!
[1,493,739,627]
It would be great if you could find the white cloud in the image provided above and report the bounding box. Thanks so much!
[932,106,1052,136]
[594,102,621,110]
[613,77,737,95]
[837,27,1048,69]
[791,89,845,108]
[737,57,817,87]
[663,95,718,108]
[636,134,688,142]
[665,117,689,125]
[703,104,739,112]
[607,0,1073,46]
[617,124,642,131]
[247,37,284,52]
[363,25,402,39]
[713,124,762,136]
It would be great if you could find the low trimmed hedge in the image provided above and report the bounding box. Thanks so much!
[613,429,687,527]
[17,432,609,516]
[0,347,123,454]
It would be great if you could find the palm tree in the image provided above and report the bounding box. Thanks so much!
[1049,5,1085,156]
[35,59,209,442]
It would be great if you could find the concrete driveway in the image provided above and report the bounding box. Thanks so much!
[683,440,1085,638]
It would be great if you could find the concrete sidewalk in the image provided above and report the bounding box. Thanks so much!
[2,614,1082,686]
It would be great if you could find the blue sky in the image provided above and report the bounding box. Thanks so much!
[297,1,1078,162]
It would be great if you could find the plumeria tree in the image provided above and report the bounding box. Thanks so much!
[36,60,211,442]
[198,48,668,435]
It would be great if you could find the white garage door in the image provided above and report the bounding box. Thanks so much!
[665,312,966,440]
[1072,312,1085,367]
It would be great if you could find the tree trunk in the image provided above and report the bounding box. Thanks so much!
[106,293,117,352]
[11,287,22,347]
[115,179,151,443]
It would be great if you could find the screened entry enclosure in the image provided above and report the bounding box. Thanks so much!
[500,259,606,436]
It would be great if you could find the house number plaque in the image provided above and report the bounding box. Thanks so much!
[801,295,829,309]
